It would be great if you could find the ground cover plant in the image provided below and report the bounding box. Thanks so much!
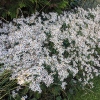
[1,70,100,100]
[0,5,100,100]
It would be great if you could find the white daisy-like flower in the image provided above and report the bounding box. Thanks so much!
[0,5,100,93]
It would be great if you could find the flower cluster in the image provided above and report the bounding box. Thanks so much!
[0,5,100,93]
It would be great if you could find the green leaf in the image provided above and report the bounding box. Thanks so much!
[96,46,100,55]
[43,63,52,74]
[19,2,26,8]
[51,85,61,96]
[34,92,41,99]
[63,50,69,58]
[31,98,37,100]
[69,89,74,94]
[71,40,75,46]
[22,87,29,95]
[63,99,67,100]
[29,90,34,97]
[56,96,62,100]
[29,0,35,3]
[87,55,90,59]
[63,38,70,48]
[77,30,83,36]
[60,23,67,32]
[15,94,21,100]
[40,82,47,91]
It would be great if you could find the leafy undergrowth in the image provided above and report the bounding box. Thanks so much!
[69,76,100,100]
[0,70,17,100]
[0,70,100,100]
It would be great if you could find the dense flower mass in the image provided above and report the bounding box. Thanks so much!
[0,5,100,93]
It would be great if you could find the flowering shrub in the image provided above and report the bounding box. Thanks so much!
[0,5,100,97]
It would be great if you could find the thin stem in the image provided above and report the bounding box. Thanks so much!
[0,17,9,23]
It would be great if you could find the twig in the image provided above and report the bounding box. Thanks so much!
[0,17,9,23]
[61,89,69,100]
[84,87,95,94]
[16,8,24,19]
[33,0,51,21]
[0,93,8,100]
[38,0,51,13]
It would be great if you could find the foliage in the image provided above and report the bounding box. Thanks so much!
[0,0,99,20]
[68,76,100,100]
[1,70,100,100]
[0,69,77,100]
[0,70,17,100]
[0,0,80,20]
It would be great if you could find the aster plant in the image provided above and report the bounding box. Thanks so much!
[0,5,100,99]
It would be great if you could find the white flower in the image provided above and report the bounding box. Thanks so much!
[61,82,67,90]
[0,5,100,92]
[12,90,17,98]
[21,95,27,100]
[17,75,25,85]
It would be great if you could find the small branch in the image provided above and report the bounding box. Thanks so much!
[0,17,9,23]
[0,93,8,100]
[84,87,94,94]
[61,89,69,100]
[16,8,24,19]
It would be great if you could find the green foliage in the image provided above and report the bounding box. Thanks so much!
[77,30,83,36]
[78,0,100,10]
[34,92,41,99]
[1,68,100,100]
[60,23,70,32]
[0,63,4,68]
[51,85,61,96]
[0,70,17,100]
[56,96,62,100]
[43,32,59,56]
[43,63,53,74]
[68,76,100,100]
[62,38,70,48]
[62,50,69,58]
[71,40,75,46]
[0,0,99,20]
[0,0,80,20]
[95,45,100,55]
